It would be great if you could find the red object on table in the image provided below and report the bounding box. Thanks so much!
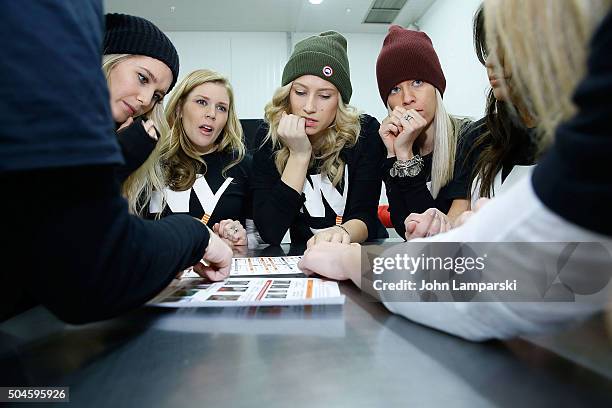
[378,205,393,228]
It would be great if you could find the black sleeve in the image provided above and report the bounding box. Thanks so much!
[223,151,252,226]
[384,154,463,237]
[115,117,158,183]
[444,121,482,200]
[251,126,305,245]
[241,153,254,220]
[532,10,612,236]
[9,166,210,324]
[344,115,386,240]
[383,158,440,237]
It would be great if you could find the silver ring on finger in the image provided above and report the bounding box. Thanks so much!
[404,114,413,121]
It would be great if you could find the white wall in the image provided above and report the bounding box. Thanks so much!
[166,32,287,119]
[166,0,487,121]
[417,0,489,119]
[166,31,388,120]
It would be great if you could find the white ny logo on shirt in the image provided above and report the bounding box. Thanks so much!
[149,176,234,215]
[302,165,349,218]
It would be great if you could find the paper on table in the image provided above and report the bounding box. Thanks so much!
[182,256,304,278]
[151,277,345,308]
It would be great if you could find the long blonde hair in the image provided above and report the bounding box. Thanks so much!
[161,69,245,193]
[430,90,470,198]
[484,0,611,145]
[263,82,361,187]
[102,54,170,215]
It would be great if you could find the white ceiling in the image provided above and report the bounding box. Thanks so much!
[103,0,436,33]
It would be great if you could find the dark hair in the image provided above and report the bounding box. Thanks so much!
[473,5,487,66]
[467,5,529,199]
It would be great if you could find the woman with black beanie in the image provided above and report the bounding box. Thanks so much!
[102,13,181,215]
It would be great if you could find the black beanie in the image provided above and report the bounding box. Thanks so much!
[104,13,179,92]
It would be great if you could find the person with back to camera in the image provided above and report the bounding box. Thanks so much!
[0,1,232,324]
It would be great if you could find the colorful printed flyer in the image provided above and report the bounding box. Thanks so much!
[182,256,304,278]
[152,277,344,307]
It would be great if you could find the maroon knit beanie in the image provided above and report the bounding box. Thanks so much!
[376,25,446,105]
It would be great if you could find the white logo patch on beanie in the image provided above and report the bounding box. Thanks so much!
[322,65,333,77]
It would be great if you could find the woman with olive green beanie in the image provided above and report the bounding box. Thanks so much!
[251,31,387,246]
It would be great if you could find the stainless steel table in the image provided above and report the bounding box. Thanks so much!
[1,244,611,407]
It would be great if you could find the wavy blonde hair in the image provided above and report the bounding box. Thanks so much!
[102,54,170,216]
[160,69,245,195]
[484,0,611,145]
[263,82,361,187]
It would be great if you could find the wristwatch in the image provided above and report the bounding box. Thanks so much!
[389,155,424,177]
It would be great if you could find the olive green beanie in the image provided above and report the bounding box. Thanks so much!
[282,31,352,103]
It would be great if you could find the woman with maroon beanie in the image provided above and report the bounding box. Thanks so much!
[376,26,471,240]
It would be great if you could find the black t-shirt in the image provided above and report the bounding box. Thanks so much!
[148,150,251,227]
[251,114,386,245]
[382,127,471,237]
[0,0,123,173]
[455,117,538,200]
[533,10,612,236]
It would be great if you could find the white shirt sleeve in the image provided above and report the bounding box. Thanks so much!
[381,174,612,341]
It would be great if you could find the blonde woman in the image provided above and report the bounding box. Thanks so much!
[251,31,386,246]
[300,0,612,341]
[146,69,249,247]
[102,13,177,214]
[406,6,540,240]
[376,26,471,239]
